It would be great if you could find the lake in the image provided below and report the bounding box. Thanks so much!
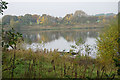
[21,29,100,58]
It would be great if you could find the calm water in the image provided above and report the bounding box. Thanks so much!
[21,29,100,58]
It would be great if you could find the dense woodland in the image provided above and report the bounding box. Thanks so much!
[2,10,116,30]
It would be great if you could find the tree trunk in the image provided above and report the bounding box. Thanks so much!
[64,63,66,76]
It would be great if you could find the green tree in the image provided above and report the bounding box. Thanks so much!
[10,19,20,31]
[20,14,33,25]
[114,12,120,77]
[1,1,24,78]
[2,15,12,25]
[97,19,118,65]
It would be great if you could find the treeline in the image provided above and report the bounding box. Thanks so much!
[2,10,115,29]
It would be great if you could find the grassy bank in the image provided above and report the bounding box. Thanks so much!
[17,23,103,31]
[2,49,118,78]
[3,23,104,32]
[21,26,104,31]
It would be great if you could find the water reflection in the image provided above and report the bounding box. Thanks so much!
[22,30,99,43]
[21,29,100,58]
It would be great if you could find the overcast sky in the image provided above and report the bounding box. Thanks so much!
[5,0,120,2]
[1,0,119,18]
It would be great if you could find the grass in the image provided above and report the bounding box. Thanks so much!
[2,49,118,79]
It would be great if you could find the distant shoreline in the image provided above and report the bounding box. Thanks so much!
[18,23,104,31]
[20,26,104,31]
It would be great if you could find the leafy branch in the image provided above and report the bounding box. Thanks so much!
[0,0,8,15]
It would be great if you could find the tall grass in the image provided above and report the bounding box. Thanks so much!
[2,49,118,78]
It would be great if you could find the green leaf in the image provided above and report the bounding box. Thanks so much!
[2,42,4,47]
[71,45,77,49]
[5,44,9,48]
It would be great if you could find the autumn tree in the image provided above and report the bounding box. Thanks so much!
[32,14,39,23]
[97,19,118,65]
[62,13,73,25]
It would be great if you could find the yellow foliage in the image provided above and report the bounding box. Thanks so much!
[102,19,106,23]
[65,14,73,24]
[40,16,45,24]
[97,20,118,65]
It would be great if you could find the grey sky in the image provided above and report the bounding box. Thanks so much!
[1,2,118,18]
[5,0,120,2]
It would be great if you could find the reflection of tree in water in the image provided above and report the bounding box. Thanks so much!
[21,30,99,44]
[88,31,99,38]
